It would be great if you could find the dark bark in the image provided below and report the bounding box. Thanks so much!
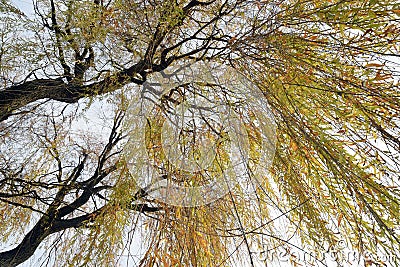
[0,201,160,267]
[0,61,147,123]
[0,207,102,267]
[0,112,161,266]
[0,0,217,123]
[0,217,54,267]
[0,1,223,265]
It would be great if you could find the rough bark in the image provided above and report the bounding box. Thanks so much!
[0,60,148,122]
[0,0,213,123]
[0,202,159,267]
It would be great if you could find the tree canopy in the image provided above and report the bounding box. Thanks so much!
[0,0,400,266]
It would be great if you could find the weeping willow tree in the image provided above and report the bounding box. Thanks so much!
[0,0,399,266]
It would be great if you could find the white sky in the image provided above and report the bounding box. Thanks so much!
[2,1,398,267]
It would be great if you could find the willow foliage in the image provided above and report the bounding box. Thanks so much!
[0,0,399,266]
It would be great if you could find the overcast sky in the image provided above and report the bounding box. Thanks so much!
[2,1,396,267]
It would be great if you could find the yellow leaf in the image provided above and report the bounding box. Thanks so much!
[365,63,384,68]
[338,213,343,227]
[290,140,298,151]
[374,73,392,81]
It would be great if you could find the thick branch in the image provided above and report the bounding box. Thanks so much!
[0,198,160,267]
[0,0,221,123]
[0,216,57,267]
[0,64,142,123]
